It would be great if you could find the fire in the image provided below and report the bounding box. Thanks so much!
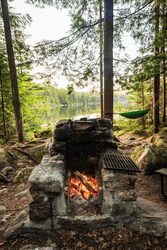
[68,172,99,201]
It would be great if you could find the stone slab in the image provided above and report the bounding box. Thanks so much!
[29,160,65,193]
[4,210,52,239]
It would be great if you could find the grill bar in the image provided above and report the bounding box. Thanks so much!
[101,154,142,172]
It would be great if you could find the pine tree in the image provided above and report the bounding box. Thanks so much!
[1,0,24,142]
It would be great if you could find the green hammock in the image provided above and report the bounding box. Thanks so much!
[114,109,150,119]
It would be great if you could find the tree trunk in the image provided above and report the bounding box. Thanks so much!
[103,0,113,128]
[99,0,103,118]
[153,0,160,133]
[161,5,166,125]
[162,46,166,125]
[1,0,24,142]
[141,82,145,129]
[0,65,6,137]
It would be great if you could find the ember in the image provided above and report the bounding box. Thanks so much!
[68,170,99,200]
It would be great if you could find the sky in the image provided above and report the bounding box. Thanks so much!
[10,0,139,92]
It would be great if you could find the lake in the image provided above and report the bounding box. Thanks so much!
[39,103,100,126]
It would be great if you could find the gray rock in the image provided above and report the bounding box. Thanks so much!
[28,144,46,162]
[58,214,113,230]
[0,188,8,194]
[49,154,65,162]
[126,198,167,237]
[132,143,167,174]
[0,214,11,225]
[49,141,66,156]
[29,194,51,221]
[73,131,92,143]
[4,209,52,239]
[0,205,6,215]
[41,155,50,163]
[94,118,112,129]
[19,245,39,250]
[72,120,95,131]
[29,160,65,193]
[0,172,13,182]
[56,119,72,128]
[52,192,67,216]
[14,189,29,197]
[20,247,57,250]
[1,166,15,176]
[54,123,72,141]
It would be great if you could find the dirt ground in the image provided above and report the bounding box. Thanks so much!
[0,134,167,250]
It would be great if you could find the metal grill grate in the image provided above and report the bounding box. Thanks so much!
[101,154,142,172]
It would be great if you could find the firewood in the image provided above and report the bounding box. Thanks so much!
[70,184,83,197]
[73,170,96,193]
[83,191,93,200]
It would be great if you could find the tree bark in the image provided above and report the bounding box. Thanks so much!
[104,0,113,128]
[99,0,103,118]
[141,82,145,129]
[161,5,166,125]
[153,0,160,133]
[0,65,6,137]
[162,46,166,125]
[1,0,24,142]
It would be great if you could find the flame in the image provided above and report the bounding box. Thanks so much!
[68,172,98,200]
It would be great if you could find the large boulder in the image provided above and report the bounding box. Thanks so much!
[131,143,167,174]
[148,133,167,151]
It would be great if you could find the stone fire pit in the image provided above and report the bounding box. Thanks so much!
[4,118,167,239]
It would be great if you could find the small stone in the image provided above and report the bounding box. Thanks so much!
[0,214,11,225]
[102,242,110,249]
[0,188,8,194]
[1,166,15,176]
[0,205,6,215]
[19,244,39,250]
[82,245,88,249]
[14,189,29,197]
[77,241,83,247]
[46,238,52,246]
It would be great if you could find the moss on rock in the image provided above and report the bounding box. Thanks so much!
[131,143,167,175]
[131,144,145,163]
[12,167,34,184]
[28,144,46,161]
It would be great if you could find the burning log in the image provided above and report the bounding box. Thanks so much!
[71,184,83,197]
[73,171,96,193]
[83,191,93,200]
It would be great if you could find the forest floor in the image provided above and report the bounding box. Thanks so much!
[0,132,167,249]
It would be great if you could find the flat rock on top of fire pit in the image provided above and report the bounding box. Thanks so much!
[56,119,72,128]
[93,118,112,129]
[72,120,95,131]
